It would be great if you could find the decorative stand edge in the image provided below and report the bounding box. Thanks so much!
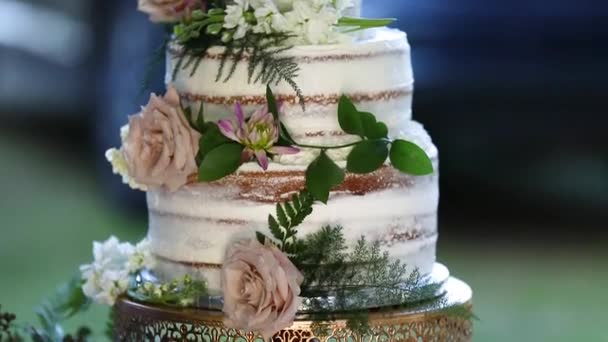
[114,277,473,342]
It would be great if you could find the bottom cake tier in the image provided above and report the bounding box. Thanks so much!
[113,277,473,342]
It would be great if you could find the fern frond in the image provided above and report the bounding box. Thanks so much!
[264,189,315,253]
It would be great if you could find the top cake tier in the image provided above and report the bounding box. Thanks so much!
[167,28,414,160]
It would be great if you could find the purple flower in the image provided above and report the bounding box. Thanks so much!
[218,103,299,170]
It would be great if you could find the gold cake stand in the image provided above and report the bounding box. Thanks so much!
[113,277,473,341]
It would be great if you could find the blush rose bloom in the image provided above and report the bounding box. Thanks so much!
[123,86,200,192]
[222,239,304,339]
[138,0,205,23]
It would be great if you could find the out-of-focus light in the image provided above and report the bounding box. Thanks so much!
[0,0,92,67]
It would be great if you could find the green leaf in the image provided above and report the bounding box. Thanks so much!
[196,103,205,131]
[292,193,302,211]
[347,140,389,174]
[276,204,289,228]
[338,95,364,137]
[283,202,296,220]
[268,215,283,240]
[256,231,267,245]
[306,151,345,203]
[279,123,296,145]
[390,139,434,175]
[198,123,233,162]
[360,112,388,140]
[183,106,195,130]
[266,85,279,121]
[198,143,244,182]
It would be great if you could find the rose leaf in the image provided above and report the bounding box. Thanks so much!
[198,143,244,182]
[347,140,389,174]
[389,139,434,175]
[305,151,345,204]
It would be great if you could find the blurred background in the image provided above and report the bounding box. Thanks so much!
[1,0,607,340]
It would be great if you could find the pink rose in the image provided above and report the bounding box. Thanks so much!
[138,0,205,23]
[222,239,304,340]
[123,86,200,192]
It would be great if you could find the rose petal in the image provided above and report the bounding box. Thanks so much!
[221,240,301,342]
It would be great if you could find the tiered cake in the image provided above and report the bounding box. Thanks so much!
[90,0,473,340]
[150,28,439,293]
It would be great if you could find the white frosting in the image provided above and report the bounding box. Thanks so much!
[148,177,438,292]
[168,28,414,151]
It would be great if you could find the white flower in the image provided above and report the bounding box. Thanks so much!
[127,238,156,273]
[106,124,147,191]
[224,0,252,40]
[105,148,148,191]
[80,237,155,306]
[251,1,282,34]
[333,0,354,13]
[283,0,345,45]
[270,0,294,12]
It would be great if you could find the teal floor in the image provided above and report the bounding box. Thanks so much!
[1,131,607,341]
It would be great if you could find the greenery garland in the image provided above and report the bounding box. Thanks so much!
[196,86,434,204]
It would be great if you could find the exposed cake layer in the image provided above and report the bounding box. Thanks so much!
[167,28,414,153]
[147,121,439,293]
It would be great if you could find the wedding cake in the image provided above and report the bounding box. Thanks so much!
[86,0,472,340]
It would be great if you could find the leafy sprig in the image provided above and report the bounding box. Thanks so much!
[337,17,396,33]
[128,274,208,308]
[257,190,314,255]
[289,226,471,335]
[172,9,305,106]
[0,277,93,342]
[194,88,434,206]
[32,277,91,342]
[0,306,20,341]
[290,94,434,203]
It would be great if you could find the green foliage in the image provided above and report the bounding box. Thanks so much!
[337,95,365,137]
[198,143,244,182]
[173,13,305,108]
[338,96,388,140]
[266,85,280,121]
[390,139,434,175]
[183,102,207,134]
[263,190,314,254]
[32,277,91,342]
[197,122,233,162]
[347,140,389,174]
[128,274,208,308]
[0,279,93,342]
[305,151,345,203]
[0,306,22,342]
[337,17,396,32]
[173,10,225,44]
[359,112,389,140]
[292,226,459,332]
[104,310,115,342]
[140,37,170,98]
[335,96,433,176]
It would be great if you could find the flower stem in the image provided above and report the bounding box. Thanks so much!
[293,138,391,150]
[294,142,360,150]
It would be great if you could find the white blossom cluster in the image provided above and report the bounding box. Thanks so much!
[80,237,156,306]
[223,0,354,45]
[105,125,147,191]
